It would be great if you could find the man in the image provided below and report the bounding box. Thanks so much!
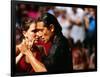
[34,13,73,73]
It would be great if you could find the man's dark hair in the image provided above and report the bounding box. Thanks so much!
[37,13,62,35]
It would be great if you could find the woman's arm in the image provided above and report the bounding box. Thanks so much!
[16,52,23,64]
[16,46,20,55]
[25,50,47,72]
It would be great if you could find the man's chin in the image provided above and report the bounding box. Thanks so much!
[44,40,49,44]
[41,40,47,43]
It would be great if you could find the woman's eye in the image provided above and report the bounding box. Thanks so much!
[31,30,37,33]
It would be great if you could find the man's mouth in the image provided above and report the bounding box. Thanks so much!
[41,38,45,42]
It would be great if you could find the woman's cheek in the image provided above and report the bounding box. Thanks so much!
[32,33,36,37]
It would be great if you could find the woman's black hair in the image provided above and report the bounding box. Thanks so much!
[21,17,34,31]
[37,13,62,36]
[19,17,35,42]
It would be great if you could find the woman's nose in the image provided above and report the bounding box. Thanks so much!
[36,31,43,37]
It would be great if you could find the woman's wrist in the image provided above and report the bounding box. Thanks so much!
[25,50,33,57]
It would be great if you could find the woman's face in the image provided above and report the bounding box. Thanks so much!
[23,22,37,45]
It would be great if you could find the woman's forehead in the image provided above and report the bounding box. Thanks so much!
[29,23,36,29]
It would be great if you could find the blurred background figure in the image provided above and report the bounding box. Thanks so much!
[84,8,96,56]
[69,7,85,45]
[56,7,72,39]
[16,27,22,45]
[27,5,41,20]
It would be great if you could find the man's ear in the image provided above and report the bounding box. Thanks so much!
[49,24,54,32]
[23,31,26,37]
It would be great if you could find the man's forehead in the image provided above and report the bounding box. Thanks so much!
[36,21,44,29]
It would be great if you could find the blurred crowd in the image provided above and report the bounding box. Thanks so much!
[16,4,96,70]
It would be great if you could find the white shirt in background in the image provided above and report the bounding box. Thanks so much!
[69,8,85,43]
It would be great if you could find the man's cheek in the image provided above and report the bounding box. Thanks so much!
[44,33,48,36]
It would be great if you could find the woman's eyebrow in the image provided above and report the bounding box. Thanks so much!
[32,29,38,32]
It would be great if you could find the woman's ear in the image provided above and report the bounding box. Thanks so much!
[49,24,54,32]
[23,31,27,37]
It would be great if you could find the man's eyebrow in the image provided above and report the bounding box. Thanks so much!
[36,29,43,31]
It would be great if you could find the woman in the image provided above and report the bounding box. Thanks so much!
[16,19,47,74]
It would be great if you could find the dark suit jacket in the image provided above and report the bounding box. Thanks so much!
[42,34,73,73]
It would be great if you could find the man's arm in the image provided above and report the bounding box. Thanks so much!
[84,16,89,30]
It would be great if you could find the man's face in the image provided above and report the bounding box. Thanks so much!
[36,21,54,43]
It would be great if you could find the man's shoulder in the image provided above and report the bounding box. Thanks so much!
[52,34,70,51]
[59,35,69,45]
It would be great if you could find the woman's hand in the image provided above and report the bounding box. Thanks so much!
[17,39,29,55]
